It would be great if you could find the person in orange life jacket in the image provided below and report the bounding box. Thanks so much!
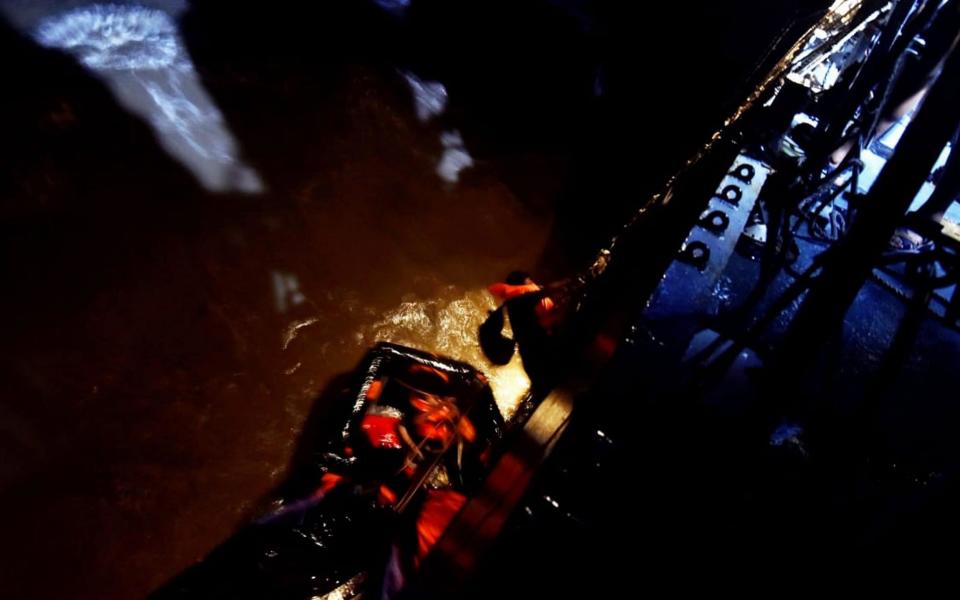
[482,271,561,389]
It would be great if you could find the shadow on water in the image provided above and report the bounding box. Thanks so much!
[268,372,358,504]
[147,366,366,600]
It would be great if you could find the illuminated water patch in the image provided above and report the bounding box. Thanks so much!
[34,4,186,71]
[400,71,474,184]
[436,130,474,184]
[30,4,264,194]
[402,71,448,123]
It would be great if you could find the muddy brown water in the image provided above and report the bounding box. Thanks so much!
[0,31,563,600]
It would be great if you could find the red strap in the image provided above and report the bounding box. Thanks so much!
[487,282,541,300]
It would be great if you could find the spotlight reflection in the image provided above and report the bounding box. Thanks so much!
[25,3,264,194]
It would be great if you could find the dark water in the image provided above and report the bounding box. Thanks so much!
[0,4,569,598]
[0,1,816,598]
